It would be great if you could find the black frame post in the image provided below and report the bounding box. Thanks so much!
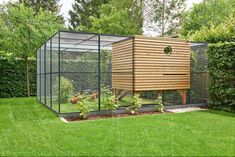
[58,31,61,114]
[50,39,52,108]
[39,48,41,102]
[98,34,101,111]
[44,44,46,105]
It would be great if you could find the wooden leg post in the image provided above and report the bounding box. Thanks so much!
[177,90,187,105]
[156,90,163,98]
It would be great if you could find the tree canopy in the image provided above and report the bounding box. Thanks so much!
[180,0,235,38]
[0,4,63,59]
[69,0,110,30]
[19,0,61,15]
[77,0,143,35]
[0,3,63,96]
[190,15,235,43]
[144,0,186,37]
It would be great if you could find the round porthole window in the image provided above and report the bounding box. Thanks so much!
[164,46,172,55]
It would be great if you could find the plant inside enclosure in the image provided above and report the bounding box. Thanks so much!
[104,95,118,114]
[101,85,118,113]
[77,101,89,119]
[54,76,73,103]
[128,94,142,114]
[155,96,164,113]
[77,93,90,119]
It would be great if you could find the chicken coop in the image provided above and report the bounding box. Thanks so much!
[112,36,190,104]
[36,31,208,115]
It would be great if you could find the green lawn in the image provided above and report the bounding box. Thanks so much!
[0,97,234,156]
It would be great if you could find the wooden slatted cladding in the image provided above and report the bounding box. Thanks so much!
[112,36,190,91]
[112,37,133,91]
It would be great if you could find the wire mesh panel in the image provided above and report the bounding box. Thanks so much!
[36,49,40,102]
[51,34,59,112]
[163,90,185,106]
[190,43,208,103]
[45,41,51,107]
[40,45,45,105]
[59,32,99,113]
[100,35,131,110]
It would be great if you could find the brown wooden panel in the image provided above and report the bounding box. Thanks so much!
[112,36,190,92]
[112,38,133,91]
[133,36,190,91]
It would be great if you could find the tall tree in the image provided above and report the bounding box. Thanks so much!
[69,0,110,30]
[0,4,63,97]
[144,0,186,37]
[180,0,235,38]
[190,15,235,43]
[80,0,143,35]
[19,0,61,15]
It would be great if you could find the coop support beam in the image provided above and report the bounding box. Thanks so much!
[156,90,163,97]
[177,89,187,105]
[117,90,131,100]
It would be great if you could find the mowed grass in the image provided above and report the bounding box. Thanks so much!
[0,97,234,156]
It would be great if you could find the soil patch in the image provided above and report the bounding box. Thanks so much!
[65,111,172,122]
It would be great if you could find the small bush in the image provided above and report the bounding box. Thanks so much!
[77,93,90,119]
[128,94,142,114]
[103,95,118,114]
[155,96,164,113]
[77,101,89,119]
[101,85,118,114]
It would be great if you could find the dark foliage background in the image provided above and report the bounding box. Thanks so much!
[208,42,235,112]
[0,59,36,98]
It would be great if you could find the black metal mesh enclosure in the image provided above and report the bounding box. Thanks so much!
[37,31,129,114]
[37,31,208,114]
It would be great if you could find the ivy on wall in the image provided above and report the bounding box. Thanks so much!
[208,42,235,112]
[0,59,36,98]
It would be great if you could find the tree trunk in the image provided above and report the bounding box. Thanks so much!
[25,57,30,97]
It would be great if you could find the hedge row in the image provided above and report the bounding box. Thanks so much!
[0,59,36,98]
[208,42,235,112]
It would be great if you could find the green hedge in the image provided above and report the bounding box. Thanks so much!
[208,42,235,112]
[0,59,36,98]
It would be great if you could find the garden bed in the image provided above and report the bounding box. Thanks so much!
[64,110,171,122]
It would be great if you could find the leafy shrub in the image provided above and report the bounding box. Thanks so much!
[207,42,235,112]
[0,59,36,98]
[77,93,90,119]
[77,101,89,119]
[128,94,142,114]
[103,95,118,114]
[155,96,164,113]
[101,85,118,114]
[54,76,73,103]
